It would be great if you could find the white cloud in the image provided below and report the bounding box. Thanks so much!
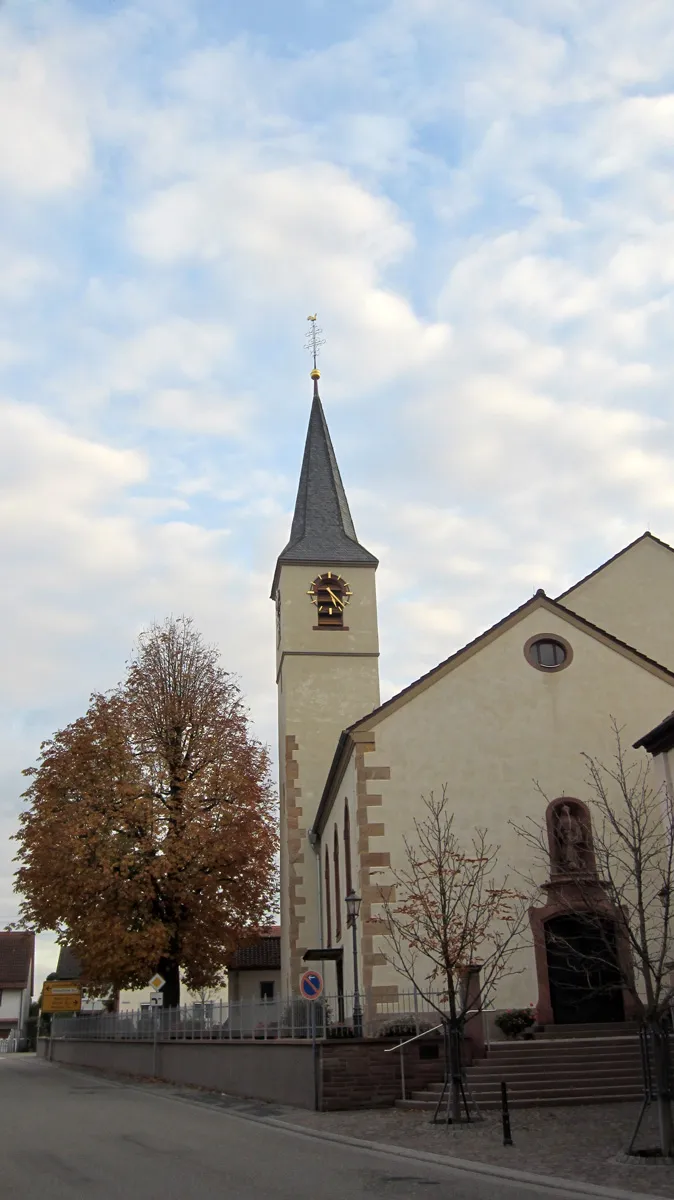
[0,39,91,195]
[3,0,674,957]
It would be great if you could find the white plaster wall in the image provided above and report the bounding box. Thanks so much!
[276,562,380,988]
[0,989,22,1020]
[560,536,674,670]
[230,970,281,1004]
[327,606,674,1014]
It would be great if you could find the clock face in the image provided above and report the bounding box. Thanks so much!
[307,572,352,616]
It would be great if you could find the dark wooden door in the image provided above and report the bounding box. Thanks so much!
[545,914,625,1024]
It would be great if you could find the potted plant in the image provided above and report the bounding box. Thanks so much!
[494,1005,537,1040]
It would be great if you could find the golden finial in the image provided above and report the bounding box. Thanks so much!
[305,314,325,383]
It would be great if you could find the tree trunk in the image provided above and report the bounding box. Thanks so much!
[442,1018,464,1123]
[649,1021,674,1158]
[157,957,180,1008]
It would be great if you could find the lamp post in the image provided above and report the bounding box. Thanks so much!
[346,890,363,1038]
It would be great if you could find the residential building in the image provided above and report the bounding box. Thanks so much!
[0,932,34,1043]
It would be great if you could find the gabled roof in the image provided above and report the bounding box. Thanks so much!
[313,590,674,836]
[0,932,34,992]
[228,930,281,972]
[555,531,674,602]
[271,387,377,596]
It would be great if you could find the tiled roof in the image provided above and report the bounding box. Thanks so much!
[229,933,281,971]
[0,932,34,990]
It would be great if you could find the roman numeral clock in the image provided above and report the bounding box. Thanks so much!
[307,572,352,629]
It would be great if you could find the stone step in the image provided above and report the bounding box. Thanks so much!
[417,1074,642,1097]
[488,1035,640,1049]
[539,1022,639,1036]
[397,1090,643,1112]
[478,1050,642,1066]
[446,1069,643,1087]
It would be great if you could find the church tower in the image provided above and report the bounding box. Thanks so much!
[272,354,380,993]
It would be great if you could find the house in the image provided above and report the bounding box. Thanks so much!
[273,366,674,1028]
[0,932,34,1044]
[227,926,281,1004]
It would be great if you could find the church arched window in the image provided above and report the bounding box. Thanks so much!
[344,800,353,896]
[334,826,342,941]
[324,848,332,948]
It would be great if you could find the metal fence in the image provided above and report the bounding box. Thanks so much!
[51,989,458,1043]
[0,1032,18,1054]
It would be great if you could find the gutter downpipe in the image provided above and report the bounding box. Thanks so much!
[307,827,323,1112]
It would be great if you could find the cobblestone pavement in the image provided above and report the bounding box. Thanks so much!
[286,1103,674,1197]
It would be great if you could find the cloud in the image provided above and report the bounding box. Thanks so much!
[2,0,674,987]
[0,37,91,195]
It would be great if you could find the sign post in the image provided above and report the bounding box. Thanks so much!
[300,970,324,1111]
[149,974,166,1077]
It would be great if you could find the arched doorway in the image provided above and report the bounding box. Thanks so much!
[545,914,625,1025]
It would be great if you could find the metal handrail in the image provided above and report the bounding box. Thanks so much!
[383,1008,497,1104]
[383,1022,443,1052]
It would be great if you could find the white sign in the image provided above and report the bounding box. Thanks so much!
[148,973,166,991]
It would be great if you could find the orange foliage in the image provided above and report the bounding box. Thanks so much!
[13,617,278,1004]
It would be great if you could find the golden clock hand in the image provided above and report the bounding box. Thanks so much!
[326,588,344,610]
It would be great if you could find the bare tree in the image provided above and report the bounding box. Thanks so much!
[512,721,674,1157]
[379,786,529,1122]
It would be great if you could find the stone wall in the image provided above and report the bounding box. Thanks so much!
[38,1034,453,1112]
[319,1035,463,1110]
[38,1038,317,1108]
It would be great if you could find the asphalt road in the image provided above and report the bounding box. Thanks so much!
[0,1056,640,1200]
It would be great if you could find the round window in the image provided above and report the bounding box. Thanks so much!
[524,636,572,672]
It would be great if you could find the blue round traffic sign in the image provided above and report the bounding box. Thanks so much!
[299,969,323,1000]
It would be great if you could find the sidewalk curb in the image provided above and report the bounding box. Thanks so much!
[43,1060,667,1200]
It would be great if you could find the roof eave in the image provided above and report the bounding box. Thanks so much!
[634,711,674,755]
[270,550,379,599]
[312,730,354,838]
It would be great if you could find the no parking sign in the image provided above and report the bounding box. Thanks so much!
[299,969,323,1000]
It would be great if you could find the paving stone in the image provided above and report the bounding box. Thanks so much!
[286,1102,674,1197]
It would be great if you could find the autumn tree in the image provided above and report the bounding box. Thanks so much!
[13,617,278,1008]
[513,721,674,1158]
[379,786,528,1122]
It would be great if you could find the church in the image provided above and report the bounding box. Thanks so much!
[272,365,674,1030]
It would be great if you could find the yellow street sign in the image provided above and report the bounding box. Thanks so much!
[42,980,82,1013]
[148,973,166,991]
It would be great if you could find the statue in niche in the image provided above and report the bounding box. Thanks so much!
[554,802,587,872]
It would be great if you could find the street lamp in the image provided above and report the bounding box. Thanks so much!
[346,890,363,1038]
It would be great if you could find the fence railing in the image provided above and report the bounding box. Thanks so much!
[50,989,463,1044]
[0,1032,18,1054]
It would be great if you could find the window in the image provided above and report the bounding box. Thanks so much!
[260,981,275,1001]
[344,800,353,896]
[324,849,332,947]
[334,826,342,942]
[524,635,572,672]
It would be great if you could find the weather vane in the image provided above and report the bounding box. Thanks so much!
[305,314,326,377]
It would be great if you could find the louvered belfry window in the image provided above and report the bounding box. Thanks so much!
[314,573,346,628]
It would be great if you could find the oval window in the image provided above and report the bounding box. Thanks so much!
[524,636,571,671]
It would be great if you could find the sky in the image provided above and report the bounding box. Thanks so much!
[2,0,674,990]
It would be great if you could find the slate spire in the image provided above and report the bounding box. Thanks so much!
[271,378,378,596]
